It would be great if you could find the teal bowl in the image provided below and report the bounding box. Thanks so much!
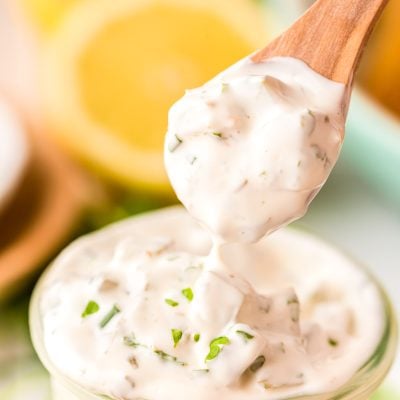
[344,91,400,207]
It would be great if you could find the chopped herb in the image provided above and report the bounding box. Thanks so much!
[81,301,99,318]
[154,349,186,366]
[194,333,200,342]
[287,296,299,305]
[249,355,265,372]
[171,329,183,347]
[301,109,316,135]
[123,334,147,349]
[328,338,338,347]
[185,263,204,272]
[236,330,254,341]
[193,368,209,373]
[168,134,183,152]
[259,170,267,177]
[206,344,221,361]
[189,156,197,165]
[205,336,230,362]
[99,305,120,328]
[212,132,223,138]
[221,83,229,93]
[165,298,179,307]
[297,160,302,167]
[181,288,194,302]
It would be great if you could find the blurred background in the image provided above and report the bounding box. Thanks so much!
[0,0,399,398]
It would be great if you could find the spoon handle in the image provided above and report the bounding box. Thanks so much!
[252,0,388,85]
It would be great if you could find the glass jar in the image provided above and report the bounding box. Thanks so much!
[29,245,397,400]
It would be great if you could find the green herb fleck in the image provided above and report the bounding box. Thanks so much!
[189,156,197,165]
[328,338,338,347]
[165,298,179,307]
[236,330,254,341]
[205,336,230,362]
[99,304,120,328]
[287,295,299,305]
[249,355,265,372]
[154,349,186,366]
[212,132,223,138]
[171,329,183,348]
[81,301,99,318]
[194,333,200,342]
[123,334,147,349]
[168,134,183,152]
[181,288,194,302]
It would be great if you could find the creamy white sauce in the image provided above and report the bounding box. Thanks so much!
[36,56,384,400]
[38,207,384,400]
[165,57,345,243]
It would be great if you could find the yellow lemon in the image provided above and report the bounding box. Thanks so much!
[41,0,269,193]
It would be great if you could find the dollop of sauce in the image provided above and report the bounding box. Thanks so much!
[165,57,345,243]
[38,207,384,400]
[36,57,384,400]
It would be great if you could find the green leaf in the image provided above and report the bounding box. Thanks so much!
[236,330,254,341]
[181,288,194,302]
[81,301,99,318]
[210,336,230,346]
[194,333,200,342]
[328,338,338,347]
[154,350,186,366]
[171,329,183,348]
[99,305,120,328]
[123,334,147,349]
[249,355,265,372]
[165,298,179,307]
[205,344,221,361]
[205,336,230,361]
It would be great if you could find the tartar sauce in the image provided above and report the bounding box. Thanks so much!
[165,57,345,243]
[37,56,384,400]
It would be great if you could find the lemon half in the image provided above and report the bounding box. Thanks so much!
[42,0,269,192]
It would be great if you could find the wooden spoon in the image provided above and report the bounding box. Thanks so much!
[252,0,388,110]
